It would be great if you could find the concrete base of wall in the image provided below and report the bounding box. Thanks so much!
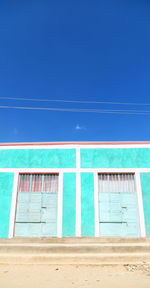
[0,237,150,264]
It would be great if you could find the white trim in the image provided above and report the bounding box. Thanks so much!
[79,144,150,149]
[96,170,145,238]
[0,144,150,150]
[94,172,99,237]
[135,172,146,237]
[76,147,81,236]
[8,172,19,238]
[9,171,63,238]
[0,145,79,150]
[81,168,150,173]
[57,172,63,238]
[2,168,150,173]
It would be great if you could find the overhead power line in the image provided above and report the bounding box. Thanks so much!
[1,104,150,115]
[0,96,150,106]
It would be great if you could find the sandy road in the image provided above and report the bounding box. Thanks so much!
[0,264,150,288]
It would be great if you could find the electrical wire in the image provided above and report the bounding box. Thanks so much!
[1,105,150,115]
[0,96,150,106]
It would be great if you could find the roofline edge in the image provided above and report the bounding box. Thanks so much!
[0,141,150,146]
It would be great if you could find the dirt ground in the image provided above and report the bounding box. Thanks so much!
[0,264,150,288]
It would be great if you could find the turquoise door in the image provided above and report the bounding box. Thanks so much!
[98,174,140,237]
[15,174,58,237]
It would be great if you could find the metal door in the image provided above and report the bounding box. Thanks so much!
[15,174,58,237]
[98,174,140,237]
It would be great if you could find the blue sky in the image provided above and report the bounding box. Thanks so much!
[0,0,150,142]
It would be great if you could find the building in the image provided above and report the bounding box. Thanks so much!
[0,141,150,238]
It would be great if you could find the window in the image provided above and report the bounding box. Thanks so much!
[98,173,136,193]
[18,174,58,193]
[98,173,140,237]
[15,173,59,237]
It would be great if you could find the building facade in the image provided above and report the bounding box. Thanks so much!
[0,141,150,238]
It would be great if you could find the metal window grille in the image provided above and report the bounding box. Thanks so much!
[18,174,59,193]
[98,173,136,193]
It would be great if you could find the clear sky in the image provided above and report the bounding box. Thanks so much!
[0,0,150,143]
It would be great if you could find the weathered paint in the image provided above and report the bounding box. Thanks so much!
[0,144,150,239]
[99,193,140,237]
[0,173,14,238]
[81,173,95,236]
[62,173,76,237]
[15,174,58,237]
[0,149,76,168]
[81,148,150,168]
[15,192,58,237]
[140,173,150,236]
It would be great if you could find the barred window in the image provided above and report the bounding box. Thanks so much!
[18,174,58,193]
[98,173,136,193]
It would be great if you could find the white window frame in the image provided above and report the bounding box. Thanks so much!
[94,170,146,237]
[9,171,63,238]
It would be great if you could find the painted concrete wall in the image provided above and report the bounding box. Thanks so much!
[140,173,150,237]
[0,173,14,238]
[81,148,150,168]
[81,173,95,236]
[62,173,76,237]
[0,149,76,168]
[0,146,150,238]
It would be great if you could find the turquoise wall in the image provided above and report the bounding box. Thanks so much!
[1,147,150,169]
[81,173,95,236]
[140,173,150,236]
[81,148,150,168]
[0,173,14,238]
[0,149,76,168]
[1,147,150,238]
[62,173,76,237]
